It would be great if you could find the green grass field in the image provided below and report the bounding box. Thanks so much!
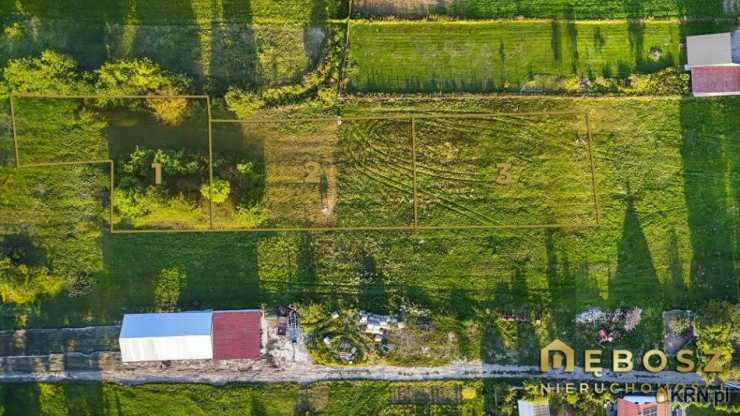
[0,2,344,93]
[346,20,731,93]
[0,0,346,24]
[352,0,736,19]
[1,97,736,367]
[0,380,497,416]
[2,380,737,415]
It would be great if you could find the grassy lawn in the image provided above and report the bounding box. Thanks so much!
[352,0,740,19]
[346,20,732,93]
[0,0,346,23]
[352,0,736,19]
[1,96,736,368]
[0,3,344,93]
[0,381,490,415]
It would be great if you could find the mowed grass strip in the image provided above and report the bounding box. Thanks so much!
[347,20,684,93]
[414,114,596,227]
[0,0,346,23]
[352,0,734,19]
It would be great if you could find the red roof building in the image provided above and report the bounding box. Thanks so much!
[617,396,669,416]
[212,310,262,360]
[691,66,740,96]
[686,32,740,97]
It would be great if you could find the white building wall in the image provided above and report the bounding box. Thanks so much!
[120,334,213,362]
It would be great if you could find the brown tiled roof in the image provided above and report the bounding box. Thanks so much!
[212,310,261,360]
[691,65,740,95]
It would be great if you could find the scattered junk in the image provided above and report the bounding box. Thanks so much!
[355,310,408,355]
[330,311,340,320]
[498,312,530,323]
[663,310,696,356]
[598,328,613,345]
[337,340,358,362]
[575,307,642,344]
[276,305,299,343]
[416,316,432,332]
[323,336,332,347]
[358,311,404,343]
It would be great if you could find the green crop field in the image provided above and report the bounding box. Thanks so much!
[346,20,733,93]
[352,0,736,19]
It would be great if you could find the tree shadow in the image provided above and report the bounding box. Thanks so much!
[679,98,738,306]
[207,0,258,95]
[609,196,660,307]
[295,232,319,303]
[550,20,562,63]
[358,248,387,313]
[30,232,264,326]
[564,6,579,74]
[126,0,202,89]
[543,230,577,351]
[664,228,688,308]
[61,382,105,415]
[1,233,48,267]
[0,383,41,415]
[627,19,645,70]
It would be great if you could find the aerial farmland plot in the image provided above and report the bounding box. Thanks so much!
[11,96,214,231]
[0,0,739,414]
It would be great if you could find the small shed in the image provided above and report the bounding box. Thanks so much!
[686,33,733,68]
[685,32,740,96]
[119,311,213,362]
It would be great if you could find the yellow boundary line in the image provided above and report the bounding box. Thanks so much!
[9,95,600,233]
[411,117,418,229]
[110,223,600,234]
[12,94,209,99]
[9,96,19,168]
[211,110,580,124]
[206,96,215,229]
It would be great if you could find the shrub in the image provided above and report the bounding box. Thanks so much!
[121,147,203,178]
[668,316,693,335]
[147,87,189,126]
[3,22,23,40]
[626,68,689,95]
[153,266,186,312]
[231,204,269,228]
[201,179,231,204]
[1,51,88,95]
[224,88,265,119]
[96,58,188,96]
[96,58,191,125]
[0,258,65,305]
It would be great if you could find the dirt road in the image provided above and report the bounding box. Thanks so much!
[0,351,705,386]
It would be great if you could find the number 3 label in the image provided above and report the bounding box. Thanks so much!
[496,163,512,185]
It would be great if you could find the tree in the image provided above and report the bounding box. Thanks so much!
[695,300,738,382]
[1,51,88,95]
[153,266,186,312]
[96,58,190,125]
